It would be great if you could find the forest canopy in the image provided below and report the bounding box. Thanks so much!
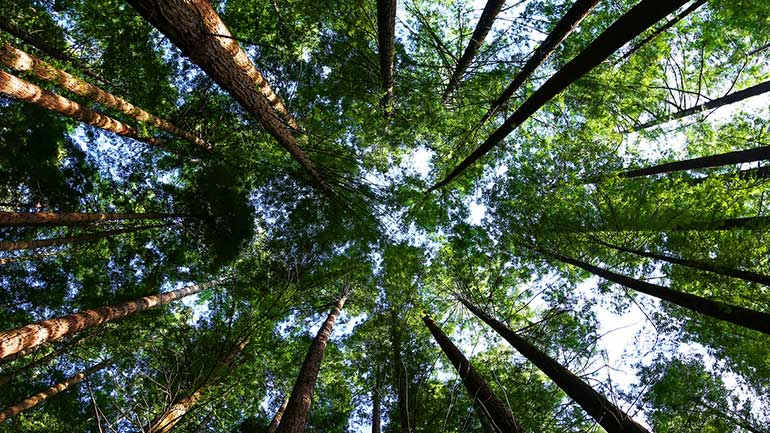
[0,0,769,432]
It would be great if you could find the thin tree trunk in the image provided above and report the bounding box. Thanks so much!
[635,80,770,130]
[0,252,58,265]
[620,0,707,61]
[0,71,176,153]
[390,317,411,433]
[594,238,770,286]
[442,0,507,103]
[459,298,650,433]
[0,43,212,150]
[550,252,770,335]
[423,315,523,433]
[371,370,381,433]
[479,0,600,123]
[615,146,770,179]
[0,358,112,423]
[266,394,290,433]
[275,294,348,433]
[126,0,333,195]
[572,215,770,233]
[0,280,219,360]
[377,0,397,115]
[428,0,690,192]
[0,224,169,251]
[0,211,177,227]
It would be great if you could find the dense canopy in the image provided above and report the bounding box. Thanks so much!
[0,0,769,432]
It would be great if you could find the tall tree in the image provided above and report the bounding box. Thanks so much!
[0,211,178,227]
[266,394,290,433]
[377,0,397,115]
[619,0,707,61]
[0,223,168,251]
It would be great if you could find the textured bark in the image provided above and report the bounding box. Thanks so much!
[377,0,397,115]
[275,294,347,433]
[480,0,600,122]
[460,298,650,433]
[423,315,523,433]
[371,374,381,433]
[0,281,218,360]
[126,0,333,194]
[635,80,770,130]
[620,0,707,61]
[266,394,290,433]
[0,358,112,423]
[0,211,176,227]
[615,146,770,179]
[0,71,173,151]
[0,43,212,150]
[429,0,690,192]
[442,0,507,103]
[0,224,168,251]
[0,332,95,387]
[551,252,770,335]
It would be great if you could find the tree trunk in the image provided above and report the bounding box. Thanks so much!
[0,71,175,152]
[442,0,507,103]
[390,317,411,433]
[0,280,219,360]
[480,0,600,122]
[635,80,770,130]
[422,315,523,433]
[0,252,58,266]
[0,224,169,251]
[0,332,96,387]
[620,0,707,61]
[266,394,290,433]
[0,43,212,150]
[550,252,770,335]
[459,298,650,433]
[126,0,333,195]
[377,0,397,115]
[615,146,770,179]
[594,238,770,286]
[0,358,112,423]
[428,0,690,192]
[0,211,177,227]
[371,371,381,433]
[275,294,348,433]
[573,216,770,233]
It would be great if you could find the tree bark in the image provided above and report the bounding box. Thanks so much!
[0,43,212,150]
[615,146,770,179]
[377,0,397,115]
[0,211,177,227]
[275,294,348,433]
[550,252,770,335]
[459,298,650,433]
[0,280,218,360]
[442,0,507,103]
[0,332,96,387]
[620,0,707,61]
[390,316,411,433]
[371,372,381,433]
[0,224,169,251]
[422,315,523,433]
[126,0,333,195]
[572,216,770,233]
[0,358,112,423]
[428,0,690,192]
[266,394,290,433]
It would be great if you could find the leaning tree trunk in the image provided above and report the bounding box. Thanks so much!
[459,298,650,433]
[571,215,770,233]
[0,43,212,150]
[594,238,770,286]
[613,145,770,179]
[126,0,334,195]
[0,224,169,251]
[550,252,770,335]
[0,358,112,423]
[266,394,290,433]
[442,0,507,103]
[0,211,177,227]
[0,280,219,360]
[428,0,690,192]
[0,332,96,387]
[620,0,707,61]
[423,315,523,433]
[377,0,397,116]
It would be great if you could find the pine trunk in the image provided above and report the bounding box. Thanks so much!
[0,211,176,227]
[371,375,381,433]
[617,145,770,179]
[377,0,397,115]
[266,394,290,433]
[275,294,348,433]
[0,224,168,251]
[620,0,707,61]
[460,298,650,433]
[423,315,523,433]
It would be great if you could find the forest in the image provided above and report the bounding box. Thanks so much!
[0,0,768,431]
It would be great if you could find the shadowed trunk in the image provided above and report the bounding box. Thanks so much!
[566,216,770,233]
[423,315,523,433]
[390,316,411,433]
[550,252,770,335]
[0,211,177,227]
[377,0,397,115]
[615,146,770,179]
[429,0,690,192]
[0,224,169,251]
[620,0,707,61]
[266,394,290,433]
[275,294,348,433]
[0,332,96,387]
[372,371,381,433]
[460,298,650,433]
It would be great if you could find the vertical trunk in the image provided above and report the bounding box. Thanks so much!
[615,146,770,179]
[620,0,707,61]
[442,0,507,103]
[460,298,650,433]
[266,394,290,433]
[0,358,112,423]
[126,0,333,195]
[0,224,169,252]
[0,280,219,360]
[429,0,690,192]
[550,252,770,335]
[0,211,177,227]
[635,80,770,130]
[377,0,397,115]
[275,294,348,433]
[422,315,523,433]
[371,365,381,433]
[0,43,212,150]
[594,238,770,286]
[390,317,411,433]
[0,71,174,152]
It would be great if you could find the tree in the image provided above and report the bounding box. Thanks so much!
[0,211,178,227]
[377,0,397,115]
[0,224,168,251]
